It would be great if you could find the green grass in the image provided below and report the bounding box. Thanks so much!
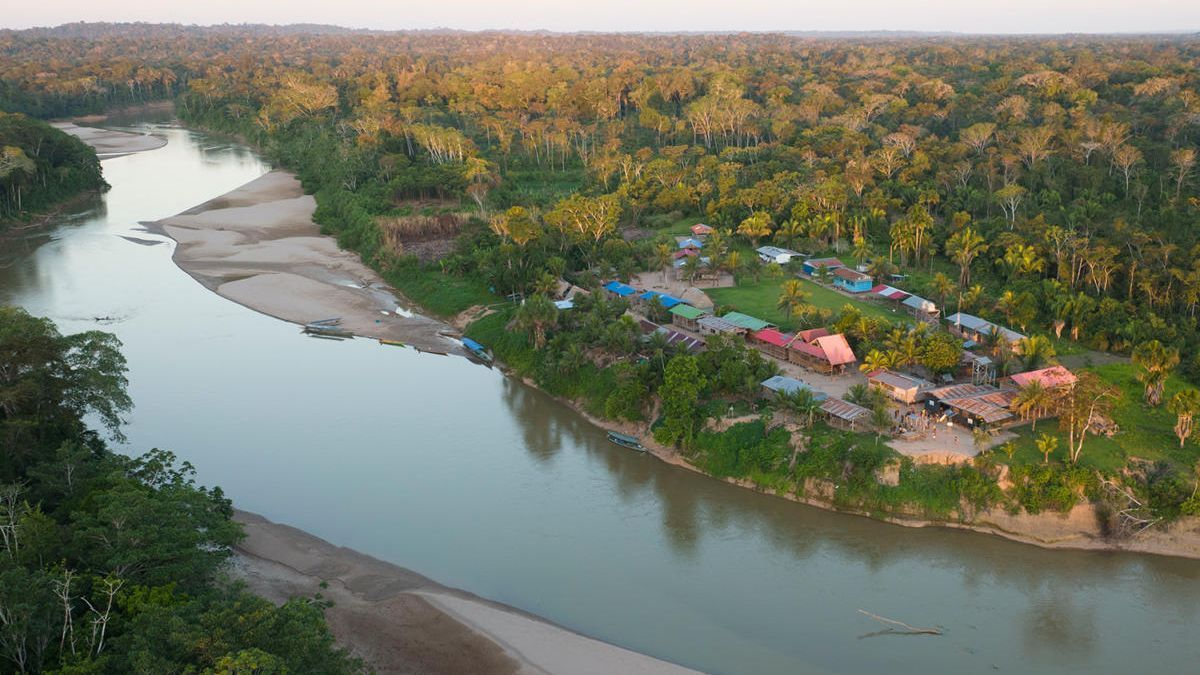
[1001,362,1199,473]
[705,277,908,331]
[384,263,496,318]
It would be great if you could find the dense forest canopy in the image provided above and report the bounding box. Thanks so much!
[0,112,105,223]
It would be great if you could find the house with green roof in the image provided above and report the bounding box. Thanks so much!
[720,311,773,332]
[669,304,709,332]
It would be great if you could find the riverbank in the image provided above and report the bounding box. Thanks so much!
[232,511,700,675]
[150,170,460,353]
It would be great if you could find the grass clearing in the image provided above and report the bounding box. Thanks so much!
[705,277,908,331]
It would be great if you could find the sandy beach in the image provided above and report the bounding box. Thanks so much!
[233,511,701,675]
[152,170,460,353]
[52,121,168,158]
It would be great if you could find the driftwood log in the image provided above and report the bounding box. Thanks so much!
[857,609,943,637]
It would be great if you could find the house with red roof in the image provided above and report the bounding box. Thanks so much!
[1008,366,1077,391]
[787,332,857,375]
[750,328,796,360]
[691,223,714,237]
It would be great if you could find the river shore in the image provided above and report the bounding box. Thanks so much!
[233,511,699,675]
[75,118,1200,563]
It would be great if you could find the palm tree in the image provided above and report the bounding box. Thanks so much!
[777,279,810,316]
[721,250,743,277]
[946,226,987,287]
[1168,388,1200,448]
[514,294,558,349]
[1131,340,1180,406]
[653,243,673,282]
[779,388,821,428]
[929,272,955,310]
[859,349,893,373]
[1035,433,1059,464]
[1018,335,1056,371]
[981,326,1008,360]
[1011,380,1052,430]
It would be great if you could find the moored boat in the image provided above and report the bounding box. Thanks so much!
[462,337,494,363]
[606,431,645,451]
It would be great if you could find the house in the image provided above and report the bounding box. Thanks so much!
[802,257,846,276]
[796,327,830,342]
[867,369,934,404]
[553,299,574,310]
[832,267,874,293]
[721,312,773,332]
[902,294,939,321]
[697,315,747,337]
[1008,366,1077,391]
[673,255,711,279]
[788,333,857,375]
[638,290,684,310]
[945,312,1025,351]
[872,284,910,303]
[750,328,796,360]
[756,245,804,264]
[690,223,714,237]
[672,249,698,260]
[669,304,709,332]
[761,375,828,401]
[821,398,873,430]
[646,326,705,354]
[677,237,704,250]
[603,281,638,298]
[925,382,1015,428]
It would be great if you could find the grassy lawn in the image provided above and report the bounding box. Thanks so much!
[1001,362,1199,473]
[705,277,909,331]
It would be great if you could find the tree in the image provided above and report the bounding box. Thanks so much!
[1012,380,1053,430]
[859,349,893,373]
[653,243,673,282]
[919,331,963,374]
[1035,433,1059,464]
[0,307,132,480]
[776,279,810,317]
[736,211,773,247]
[513,295,558,349]
[945,227,987,287]
[1168,388,1200,448]
[778,388,820,428]
[1058,371,1120,464]
[655,355,706,448]
[1017,335,1056,371]
[1131,340,1180,406]
[929,272,955,310]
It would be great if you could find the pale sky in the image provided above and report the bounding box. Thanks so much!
[4,0,1199,35]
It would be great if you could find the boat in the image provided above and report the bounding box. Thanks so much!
[307,317,342,326]
[461,337,494,363]
[606,431,645,451]
[378,339,407,348]
[303,324,353,339]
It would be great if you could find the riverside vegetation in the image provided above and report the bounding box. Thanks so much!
[5,24,1200,538]
[0,307,361,673]
[0,112,106,228]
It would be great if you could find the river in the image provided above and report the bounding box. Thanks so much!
[2,120,1198,675]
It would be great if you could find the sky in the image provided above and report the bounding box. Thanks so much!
[4,0,1199,35]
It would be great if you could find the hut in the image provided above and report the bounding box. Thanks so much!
[1008,365,1077,391]
[832,267,873,293]
[603,281,638,298]
[756,246,803,264]
[902,294,939,321]
[638,290,684,310]
[821,398,873,430]
[945,312,1024,351]
[697,315,746,338]
[690,223,714,237]
[802,257,846,276]
[749,328,795,360]
[867,369,933,404]
[721,312,772,332]
[761,375,828,401]
[925,382,1015,428]
[669,304,709,332]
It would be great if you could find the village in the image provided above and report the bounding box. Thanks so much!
[588,222,1082,462]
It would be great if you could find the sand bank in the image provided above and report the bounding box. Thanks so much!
[232,511,700,675]
[52,121,167,158]
[152,170,459,353]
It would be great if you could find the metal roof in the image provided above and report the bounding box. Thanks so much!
[1010,366,1077,389]
[821,398,873,422]
[756,245,800,257]
[946,312,1024,343]
[902,294,936,312]
[869,370,930,391]
[698,315,743,333]
[721,312,772,331]
[812,334,857,366]
[761,375,829,400]
[752,328,794,347]
[943,397,1014,424]
[669,304,708,320]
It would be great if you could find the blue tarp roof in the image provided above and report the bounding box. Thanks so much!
[639,290,685,308]
[462,337,485,352]
[678,238,704,249]
[603,281,637,296]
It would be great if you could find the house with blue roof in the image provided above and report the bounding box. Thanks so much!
[603,281,637,297]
